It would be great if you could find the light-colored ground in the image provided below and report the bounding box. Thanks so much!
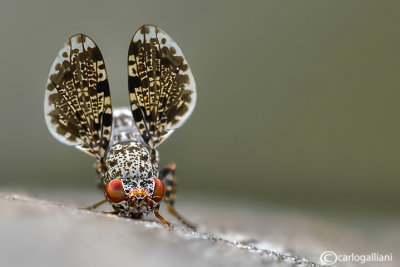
[0,191,398,267]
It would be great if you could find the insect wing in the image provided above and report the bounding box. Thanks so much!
[44,34,112,158]
[128,25,196,149]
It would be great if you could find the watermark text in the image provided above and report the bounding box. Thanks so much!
[320,251,393,265]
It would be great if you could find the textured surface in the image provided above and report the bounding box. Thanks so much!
[0,192,398,267]
[0,193,313,267]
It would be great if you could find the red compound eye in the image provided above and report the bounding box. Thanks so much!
[152,178,165,202]
[105,179,126,203]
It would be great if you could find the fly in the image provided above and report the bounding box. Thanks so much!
[44,25,196,229]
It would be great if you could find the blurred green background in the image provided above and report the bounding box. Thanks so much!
[0,0,399,217]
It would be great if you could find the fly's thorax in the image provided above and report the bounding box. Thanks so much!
[104,141,157,182]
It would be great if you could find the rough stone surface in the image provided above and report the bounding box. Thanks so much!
[0,192,398,267]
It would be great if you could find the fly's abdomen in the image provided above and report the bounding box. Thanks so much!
[109,108,146,146]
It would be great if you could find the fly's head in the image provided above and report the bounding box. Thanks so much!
[103,142,163,216]
[104,177,165,216]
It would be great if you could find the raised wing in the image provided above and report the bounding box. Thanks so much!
[44,34,112,159]
[128,25,196,149]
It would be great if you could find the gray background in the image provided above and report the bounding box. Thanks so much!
[1,0,399,218]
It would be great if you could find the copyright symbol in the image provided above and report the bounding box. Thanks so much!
[320,251,337,265]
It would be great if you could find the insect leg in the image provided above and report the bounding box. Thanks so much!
[83,199,107,210]
[154,206,170,226]
[159,163,196,230]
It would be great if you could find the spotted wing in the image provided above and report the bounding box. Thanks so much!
[128,25,196,149]
[44,34,112,159]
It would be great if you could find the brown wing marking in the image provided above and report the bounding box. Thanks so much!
[127,25,196,149]
[44,34,112,158]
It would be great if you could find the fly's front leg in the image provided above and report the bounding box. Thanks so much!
[84,199,107,210]
[159,163,196,230]
[154,206,170,226]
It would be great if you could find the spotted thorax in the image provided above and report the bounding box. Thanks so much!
[44,25,196,228]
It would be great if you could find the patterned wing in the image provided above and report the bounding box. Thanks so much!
[44,34,112,159]
[128,25,196,149]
